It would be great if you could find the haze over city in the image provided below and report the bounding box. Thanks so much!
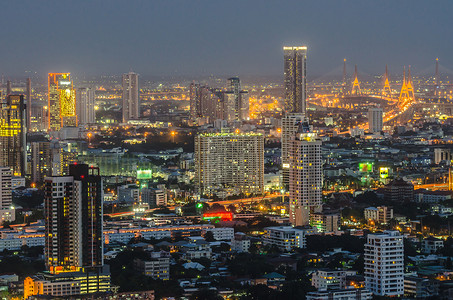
[2,0,453,78]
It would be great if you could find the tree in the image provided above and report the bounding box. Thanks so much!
[240,284,279,300]
[190,288,223,300]
[204,231,215,242]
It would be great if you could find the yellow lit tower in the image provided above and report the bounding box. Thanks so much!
[351,65,361,95]
[382,65,392,97]
[0,95,26,176]
[48,73,77,131]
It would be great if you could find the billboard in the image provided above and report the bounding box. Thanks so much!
[137,169,152,179]
[359,162,373,173]
[380,167,389,179]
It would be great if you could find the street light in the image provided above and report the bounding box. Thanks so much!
[171,131,176,143]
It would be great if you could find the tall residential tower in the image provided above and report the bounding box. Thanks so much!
[122,72,139,123]
[76,88,96,125]
[44,164,103,273]
[283,46,307,114]
[288,120,322,226]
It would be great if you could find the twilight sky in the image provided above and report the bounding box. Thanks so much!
[1,0,452,78]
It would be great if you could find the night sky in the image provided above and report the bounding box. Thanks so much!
[1,0,452,78]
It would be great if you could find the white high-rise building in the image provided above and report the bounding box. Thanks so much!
[122,72,139,123]
[76,88,96,125]
[0,167,12,210]
[367,107,383,133]
[281,113,306,187]
[288,120,322,226]
[195,132,264,197]
[283,46,307,114]
[364,230,404,297]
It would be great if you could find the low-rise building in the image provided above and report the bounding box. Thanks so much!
[404,276,439,298]
[414,190,452,203]
[133,252,170,280]
[310,212,340,233]
[23,267,111,299]
[263,226,316,251]
[181,241,212,260]
[422,236,444,254]
[202,227,234,241]
[364,206,393,225]
[231,232,250,253]
[141,188,167,208]
[312,270,356,291]
[306,288,372,300]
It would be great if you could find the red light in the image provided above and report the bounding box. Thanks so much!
[80,175,84,179]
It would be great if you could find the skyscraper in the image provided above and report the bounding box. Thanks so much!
[76,87,96,125]
[288,120,322,226]
[189,83,202,120]
[122,72,139,123]
[30,141,52,184]
[0,167,14,224]
[281,113,306,187]
[44,163,103,273]
[364,231,404,296]
[195,132,264,197]
[48,73,77,131]
[0,167,12,210]
[367,107,383,133]
[283,46,307,114]
[26,78,32,131]
[0,94,26,176]
[226,77,249,121]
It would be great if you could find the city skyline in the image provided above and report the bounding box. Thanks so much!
[0,1,452,77]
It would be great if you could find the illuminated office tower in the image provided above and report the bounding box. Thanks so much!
[44,164,103,273]
[365,231,404,296]
[76,88,96,125]
[283,46,307,114]
[122,72,139,123]
[48,73,77,131]
[281,113,306,188]
[288,120,322,226]
[195,132,264,197]
[367,107,383,133]
[0,95,26,176]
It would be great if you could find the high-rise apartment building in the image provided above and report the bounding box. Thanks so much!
[30,141,52,184]
[48,73,77,131]
[195,132,264,197]
[225,77,249,121]
[288,120,322,226]
[189,83,202,120]
[0,167,14,223]
[26,78,32,131]
[364,231,404,296]
[122,72,139,123]
[189,78,248,122]
[0,167,12,210]
[368,107,383,133]
[0,94,26,176]
[44,164,103,273]
[76,88,96,125]
[281,113,306,187]
[284,46,307,114]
